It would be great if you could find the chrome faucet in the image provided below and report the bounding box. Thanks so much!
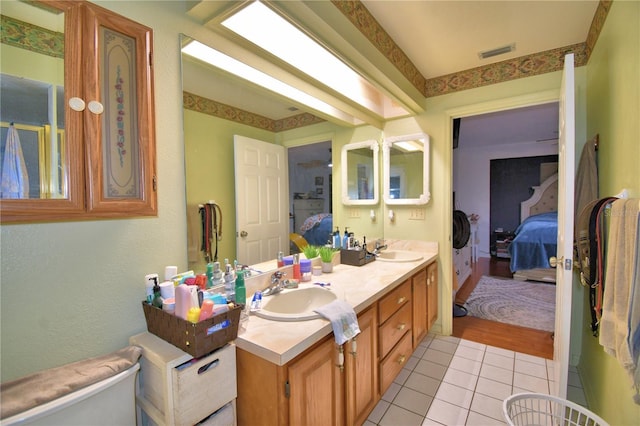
[263,271,285,296]
[373,240,387,255]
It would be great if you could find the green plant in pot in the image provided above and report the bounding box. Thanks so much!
[319,246,338,272]
[302,244,320,260]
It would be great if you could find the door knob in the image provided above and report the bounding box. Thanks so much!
[240,230,248,237]
[549,256,563,268]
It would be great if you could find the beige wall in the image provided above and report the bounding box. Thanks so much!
[1,4,638,424]
[579,1,640,424]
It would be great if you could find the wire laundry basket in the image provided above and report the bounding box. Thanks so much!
[503,393,609,426]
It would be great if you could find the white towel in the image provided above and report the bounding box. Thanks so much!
[314,299,361,345]
[599,199,640,404]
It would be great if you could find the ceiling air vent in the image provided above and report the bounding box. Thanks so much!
[478,43,516,60]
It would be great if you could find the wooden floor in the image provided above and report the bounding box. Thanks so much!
[452,257,554,359]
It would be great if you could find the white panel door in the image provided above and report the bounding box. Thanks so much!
[552,53,576,399]
[234,135,288,265]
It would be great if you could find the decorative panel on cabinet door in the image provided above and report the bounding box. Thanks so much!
[288,335,345,426]
[412,267,428,347]
[82,1,157,216]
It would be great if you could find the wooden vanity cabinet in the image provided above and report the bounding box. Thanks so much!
[427,261,439,329]
[236,306,378,426]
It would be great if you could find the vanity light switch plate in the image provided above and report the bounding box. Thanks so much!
[349,208,361,218]
[409,209,425,220]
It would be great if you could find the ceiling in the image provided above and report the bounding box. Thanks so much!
[181,0,599,144]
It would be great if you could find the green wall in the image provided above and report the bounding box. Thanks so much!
[579,1,640,424]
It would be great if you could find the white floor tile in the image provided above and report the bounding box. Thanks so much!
[404,371,442,396]
[483,352,515,371]
[426,398,469,426]
[412,345,428,359]
[515,352,546,365]
[514,358,548,379]
[485,345,515,359]
[469,392,505,421]
[568,370,582,388]
[434,381,474,409]
[382,382,402,402]
[513,371,550,394]
[458,339,487,351]
[405,355,420,371]
[475,376,513,401]
[414,359,449,381]
[430,338,459,354]
[442,368,479,391]
[379,404,425,426]
[394,387,434,416]
[466,410,507,425]
[368,399,390,423]
[434,334,461,345]
[449,355,482,376]
[393,367,412,385]
[480,363,514,385]
[454,344,485,362]
[423,348,455,366]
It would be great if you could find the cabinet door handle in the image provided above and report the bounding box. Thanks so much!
[350,338,357,356]
[397,323,406,331]
[397,296,406,304]
[336,345,344,372]
[197,358,219,374]
[396,355,406,365]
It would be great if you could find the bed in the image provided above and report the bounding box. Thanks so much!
[508,173,558,282]
[300,213,333,246]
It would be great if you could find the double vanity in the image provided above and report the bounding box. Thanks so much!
[237,240,438,426]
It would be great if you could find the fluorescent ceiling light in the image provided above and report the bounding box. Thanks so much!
[394,141,423,152]
[182,40,355,122]
[222,1,405,118]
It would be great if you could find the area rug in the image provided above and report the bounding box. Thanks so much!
[464,276,556,332]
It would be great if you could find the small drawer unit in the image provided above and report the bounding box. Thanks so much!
[130,332,237,426]
[377,279,412,395]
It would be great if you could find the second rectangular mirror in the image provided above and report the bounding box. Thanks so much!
[383,133,430,205]
[341,139,379,205]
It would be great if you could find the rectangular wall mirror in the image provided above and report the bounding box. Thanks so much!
[341,139,379,205]
[382,133,430,205]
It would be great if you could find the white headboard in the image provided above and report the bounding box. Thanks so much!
[520,173,558,222]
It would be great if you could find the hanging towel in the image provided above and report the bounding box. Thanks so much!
[1,124,29,199]
[314,299,360,345]
[599,198,640,404]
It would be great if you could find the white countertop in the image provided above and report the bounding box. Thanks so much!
[235,240,438,366]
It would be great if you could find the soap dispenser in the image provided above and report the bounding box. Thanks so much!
[151,276,163,308]
[333,227,341,249]
[342,227,349,249]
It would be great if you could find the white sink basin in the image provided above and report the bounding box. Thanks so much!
[376,250,423,262]
[255,286,338,321]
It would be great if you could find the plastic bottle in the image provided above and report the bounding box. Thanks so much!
[211,262,224,289]
[333,227,341,249]
[277,251,284,268]
[293,253,301,280]
[300,259,312,282]
[206,262,214,288]
[145,273,158,303]
[224,264,236,302]
[235,270,247,305]
[342,227,350,249]
[174,284,192,320]
[151,277,163,308]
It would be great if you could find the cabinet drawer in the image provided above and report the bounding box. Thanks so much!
[378,280,411,324]
[173,344,237,426]
[379,331,413,394]
[378,302,412,358]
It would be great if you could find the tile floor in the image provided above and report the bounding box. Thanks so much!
[365,334,587,426]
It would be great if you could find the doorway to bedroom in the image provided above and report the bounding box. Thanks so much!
[451,103,559,359]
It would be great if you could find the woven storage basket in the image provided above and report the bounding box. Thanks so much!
[142,302,241,358]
